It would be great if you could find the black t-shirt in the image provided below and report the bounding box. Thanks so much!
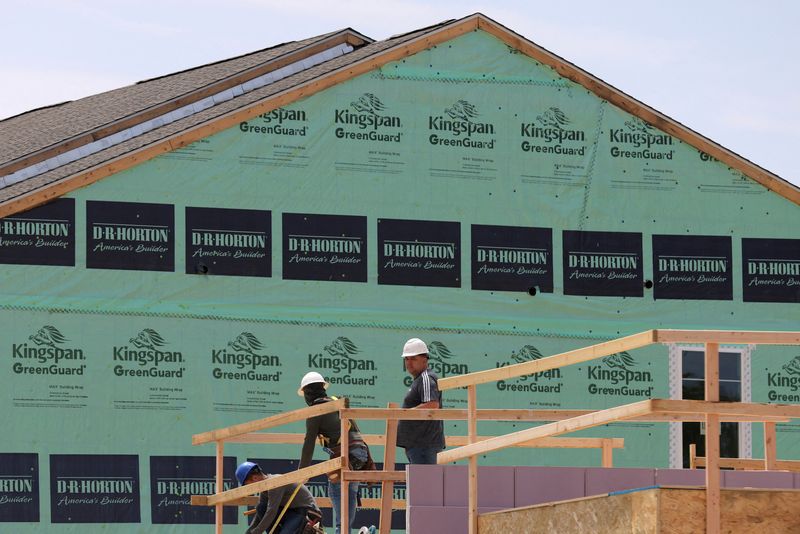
[396,368,445,449]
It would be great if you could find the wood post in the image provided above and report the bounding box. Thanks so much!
[340,413,350,534]
[689,443,697,469]
[467,385,478,534]
[764,421,777,470]
[704,342,720,534]
[216,441,224,534]
[379,402,399,534]
[601,439,613,467]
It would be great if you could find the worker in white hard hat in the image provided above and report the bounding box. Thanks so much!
[297,371,372,534]
[396,338,445,464]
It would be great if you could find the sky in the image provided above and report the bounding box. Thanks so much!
[2,0,798,186]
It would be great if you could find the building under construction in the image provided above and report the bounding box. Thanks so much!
[1,13,798,533]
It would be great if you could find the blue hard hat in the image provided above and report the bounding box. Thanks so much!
[236,461,261,486]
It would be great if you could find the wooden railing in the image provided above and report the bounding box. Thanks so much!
[191,329,800,534]
[436,329,800,534]
[191,406,625,532]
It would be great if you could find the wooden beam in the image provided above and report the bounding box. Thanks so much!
[192,398,345,445]
[467,385,478,534]
[705,343,720,403]
[438,330,656,390]
[693,457,800,472]
[342,470,406,483]
[215,442,223,534]
[601,439,613,468]
[689,443,697,469]
[191,495,407,510]
[650,399,800,419]
[379,402,399,534]
[706,413,721,534]
[654,330,800,345]
[476,17,800,206]
[438,400,654,464]
[764,421,777,471]
[340,413,350,534]
[205,458,342,506]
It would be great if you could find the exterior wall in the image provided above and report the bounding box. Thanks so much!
[0,30,798,532]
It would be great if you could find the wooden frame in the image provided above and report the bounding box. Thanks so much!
[433,329,799,534]
[191,329,799,534]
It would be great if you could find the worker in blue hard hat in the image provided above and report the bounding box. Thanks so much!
[235,461,321,534]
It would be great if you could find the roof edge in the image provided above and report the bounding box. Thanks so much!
[0,29,369,179]
[0,13,797,217]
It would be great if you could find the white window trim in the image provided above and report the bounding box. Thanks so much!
[667,343,754,468]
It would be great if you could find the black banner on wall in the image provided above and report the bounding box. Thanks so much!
[652,235,732,300]
[50,454,140,523]
[150,456,237,524]
[378,219,460,287]
[0,453,39,522]
[186,207,271,277]
[282,213,367,282]
[471,224,553,292]
[742,238,800,303]
[0,198,74,266]
[563,230,643,297]
[86,201,174,271]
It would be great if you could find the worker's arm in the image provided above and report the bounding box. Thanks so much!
[413,400,439,409]
[299,415,321,469]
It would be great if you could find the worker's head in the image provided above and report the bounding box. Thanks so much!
[235,461,266,486]
[298,371,329,405]
[402,338,429,376]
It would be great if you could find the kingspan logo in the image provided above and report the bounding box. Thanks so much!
[609,118,674,160]
[11,325,86,376]
[428,100,496,149]
[495,345,562,394]
[212,332,282,382]
[334,93,402,143]
[520,107,587,156]
[766,355,800,402]
[113,329,185,379]
[586,351,653,396]
[309,337,376,387]
[240,106,309,136]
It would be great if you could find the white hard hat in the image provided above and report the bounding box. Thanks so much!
[402,338,428,358]
[298,371,329,396]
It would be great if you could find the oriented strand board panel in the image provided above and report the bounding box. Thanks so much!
[479,488,800,534]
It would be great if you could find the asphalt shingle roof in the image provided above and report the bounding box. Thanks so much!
[0,23,448,204]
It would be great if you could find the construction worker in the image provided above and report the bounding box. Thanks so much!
[235,461,321,534]
[298,371,371,534]
[396,338,445,464]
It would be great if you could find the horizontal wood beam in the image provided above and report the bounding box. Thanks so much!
[438,330,655,390]
[651,399,800,419]
[654,330,800,345]
[341,470,406,482]
[191,495,406,509]
[438,400,653,463]
[205,458,342,506]
[693,457,800,472]
[193,398,345,445]
[226,432,624,449]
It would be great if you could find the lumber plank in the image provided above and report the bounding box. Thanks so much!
[438,330,655,390]
[438,400,654,464]
[193,398,345,445]
[205,458,342,506]
[654,330,800,345]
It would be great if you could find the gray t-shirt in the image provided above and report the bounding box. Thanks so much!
[396,368,445,449]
